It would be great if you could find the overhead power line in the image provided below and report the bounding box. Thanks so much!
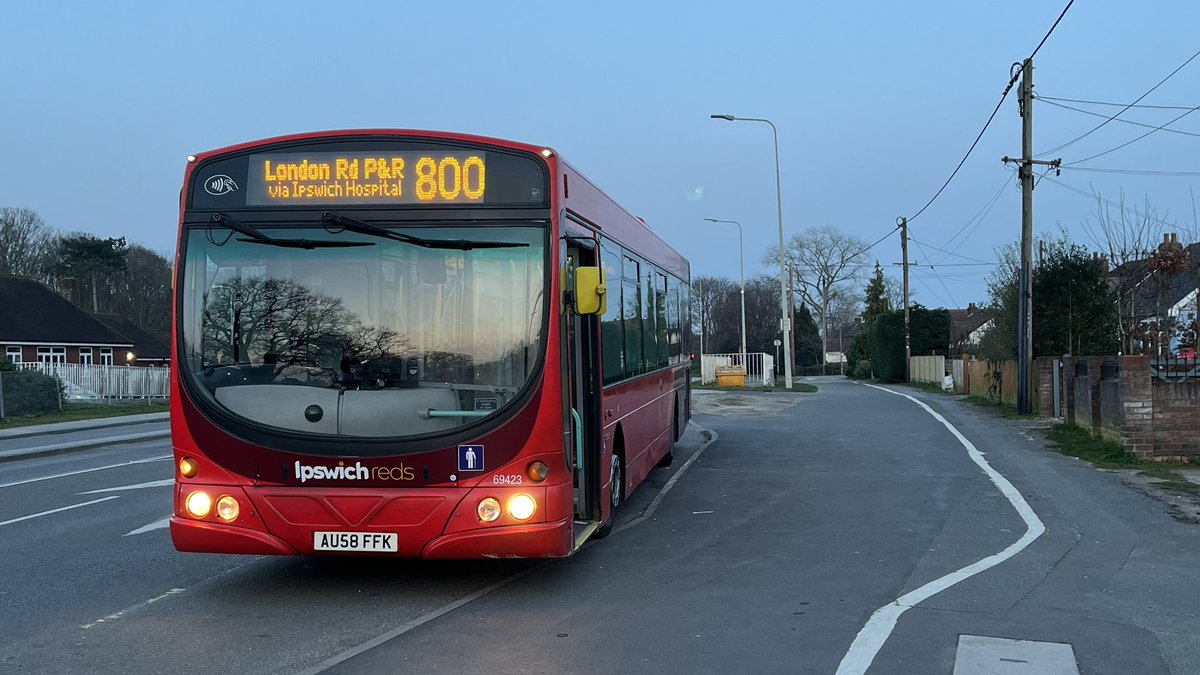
[908,237,995,265]
[1037,97,1200,138]
[1035,48,1200,157]
[933,172,1017,265]
[1065,166,1200,177]
[1037,95,1199,111]
[912,238,959,307]
[847,225,901,261]
[1064,104,1200,166]
[904,0,1075,223]
[1039,176,1182,229]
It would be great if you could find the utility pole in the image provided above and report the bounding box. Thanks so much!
[1003,58,1060,415]
[900,217,911,381]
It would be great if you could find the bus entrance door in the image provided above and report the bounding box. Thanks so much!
[565,240,603,549]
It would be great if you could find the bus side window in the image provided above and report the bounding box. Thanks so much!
[655,271,669,368]
[600,239,625,385]
[623,254,643,378]
[667,276,681,363]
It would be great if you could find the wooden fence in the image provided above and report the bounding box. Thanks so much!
[964,358,1024,406]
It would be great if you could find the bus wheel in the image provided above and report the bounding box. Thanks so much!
[597,450,623,538]
[609,451,624,509]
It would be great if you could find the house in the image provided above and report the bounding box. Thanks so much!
[824,321,862,364]
[0,275,134,366]
[1109,235,1200,356]
[948,302,993,354]
[91,313,170,366]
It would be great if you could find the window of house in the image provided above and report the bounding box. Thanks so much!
[37,346,66,364]
[5,346,21,365]
[100,347,113,366]
[79,347,93,365]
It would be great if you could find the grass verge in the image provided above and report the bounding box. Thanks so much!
[903,381,956,396]
[0,402,169,430]
[1046,423,1196,492]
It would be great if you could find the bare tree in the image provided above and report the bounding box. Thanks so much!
[690,275,737,354]
[767,225,869,365]
[108,245,173,343]
[1079,190,1176,353]
[0,207,54,278]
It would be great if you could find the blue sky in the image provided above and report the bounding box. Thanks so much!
[3,1,1199,309]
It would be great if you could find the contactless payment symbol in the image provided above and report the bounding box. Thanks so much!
[458,444,484,472]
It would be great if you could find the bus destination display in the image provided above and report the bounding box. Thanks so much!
[246,151,489,206]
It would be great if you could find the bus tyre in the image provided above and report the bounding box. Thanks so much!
[596,451,623,538]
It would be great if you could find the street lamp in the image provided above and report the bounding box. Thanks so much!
[710,114,792,388]
[704,218,747,369]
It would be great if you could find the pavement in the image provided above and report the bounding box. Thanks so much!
[0,411,170,462]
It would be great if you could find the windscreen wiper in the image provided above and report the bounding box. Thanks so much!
[323,212,528,251]
[211,213,374,250]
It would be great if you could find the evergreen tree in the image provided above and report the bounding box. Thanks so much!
[863,261,891,324]
[793,304,822,367]
[979,236,1118,358]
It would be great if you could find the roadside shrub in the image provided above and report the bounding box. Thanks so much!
[851,360,872,380]
[0,370,62,417]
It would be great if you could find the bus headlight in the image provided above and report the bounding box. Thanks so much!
[179,457,199,478]
[186,491,212,518]
[477,497,501,522]
[215,495,239,522]
[508,494,536,521]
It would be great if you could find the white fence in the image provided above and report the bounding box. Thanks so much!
[18,362,171,399]
[700,353,775,386]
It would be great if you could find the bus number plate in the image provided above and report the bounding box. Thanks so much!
[313,531,398,553]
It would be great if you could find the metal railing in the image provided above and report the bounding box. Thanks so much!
[16,362,171,399]
[700,353,774,386]
[1151,354,1199,382]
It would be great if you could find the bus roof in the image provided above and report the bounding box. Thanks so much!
[189,129,555,164]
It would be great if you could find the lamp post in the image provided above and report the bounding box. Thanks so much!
[710,114,792,388]
[704,218,747,369]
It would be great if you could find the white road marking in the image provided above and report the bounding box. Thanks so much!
[0,455,171,489]
[836,384,1046,675]
[80,478,174,494]
[294,563,548,675]
[124,516,171,536]
[80,558,261,631]
[299,420,717,674]
[616,421,718,534]
[81,587,186,629]
[0,496,121,528]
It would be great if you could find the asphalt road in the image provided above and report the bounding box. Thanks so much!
[2,379,1198,674]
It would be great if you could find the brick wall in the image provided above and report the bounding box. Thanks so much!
[1098,377,1122,444]
[1036,357,1056,417]
[1146,378,1200,460]
[1069,354,1200,461]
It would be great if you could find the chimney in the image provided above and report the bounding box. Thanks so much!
[968,302,977,314]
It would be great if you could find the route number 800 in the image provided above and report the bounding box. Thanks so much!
[415,156,485,201]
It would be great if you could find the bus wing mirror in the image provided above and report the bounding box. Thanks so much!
[574,266,607,316]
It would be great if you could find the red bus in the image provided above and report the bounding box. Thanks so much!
[170,130,692,558]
